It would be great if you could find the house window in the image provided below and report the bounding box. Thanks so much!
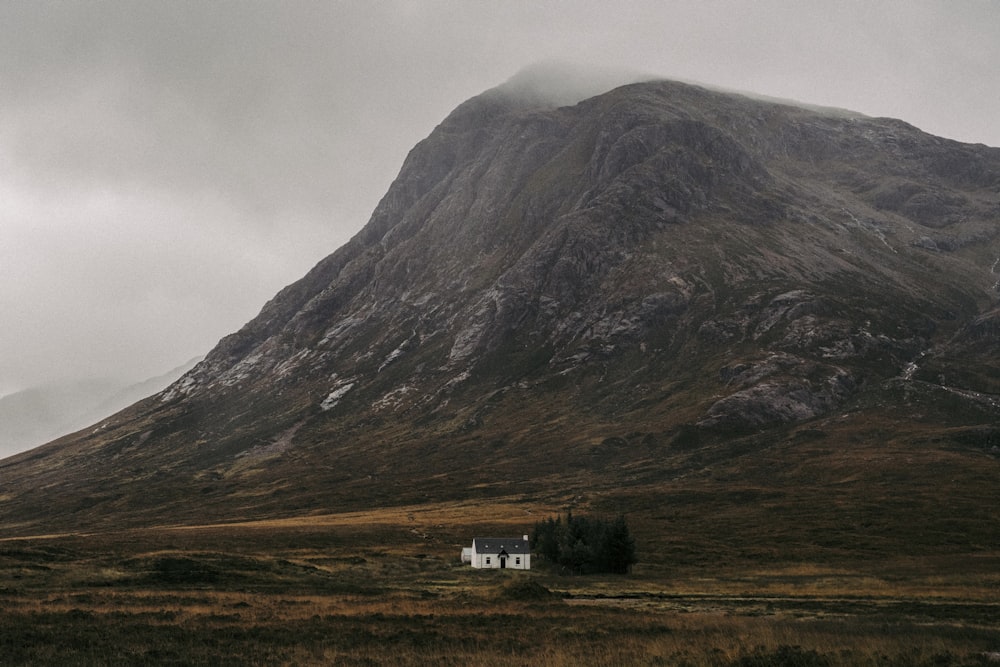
[485,557,491,565]
[515,557,521,565]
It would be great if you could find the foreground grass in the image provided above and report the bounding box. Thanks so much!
[1,504,998,666]
[4,595,997,666]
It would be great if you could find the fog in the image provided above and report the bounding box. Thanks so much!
[1,1,998,404]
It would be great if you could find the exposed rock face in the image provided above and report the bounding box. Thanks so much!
[702,354,856,429]
[170,77,1000,420]
[2,68,999,532]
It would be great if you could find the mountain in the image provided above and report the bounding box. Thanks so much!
[0,357,201,460]
[2,69,999,559]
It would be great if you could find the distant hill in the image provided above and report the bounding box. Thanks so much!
[0,357,200,459]
[1,67,998,563]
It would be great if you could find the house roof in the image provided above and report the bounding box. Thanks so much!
[472,537,529,555]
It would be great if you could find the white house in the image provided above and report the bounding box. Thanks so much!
[463,535,531,570]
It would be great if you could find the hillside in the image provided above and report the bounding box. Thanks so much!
[1,70,999,564]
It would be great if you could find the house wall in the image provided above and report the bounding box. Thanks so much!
[470,550,531,570]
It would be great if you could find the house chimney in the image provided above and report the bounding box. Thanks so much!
[523,534,528,542]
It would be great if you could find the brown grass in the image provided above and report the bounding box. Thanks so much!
[1,505,998,666]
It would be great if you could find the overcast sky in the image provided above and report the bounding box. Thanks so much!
[1,0,998,398]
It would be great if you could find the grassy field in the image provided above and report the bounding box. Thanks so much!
[2,499,998,666]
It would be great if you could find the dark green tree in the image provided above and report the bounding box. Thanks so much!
[531,516,561,563]
[597,515,638,574]
[530,512,637,574]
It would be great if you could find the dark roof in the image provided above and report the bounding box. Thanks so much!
[472,537,529,555]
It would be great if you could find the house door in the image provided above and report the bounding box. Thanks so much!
[499,556,506,569]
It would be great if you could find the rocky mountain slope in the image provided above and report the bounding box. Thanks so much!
[2,70,999,553]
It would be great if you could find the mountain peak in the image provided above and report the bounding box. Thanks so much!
[491,60,653,108]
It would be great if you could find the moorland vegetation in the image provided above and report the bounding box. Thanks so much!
[1,501,999,666]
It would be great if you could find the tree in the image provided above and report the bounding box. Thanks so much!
[530,512,637,574]
[597,515,638,574]
[532,516,561,563]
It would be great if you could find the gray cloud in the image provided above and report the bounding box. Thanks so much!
[1,1,998,402]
